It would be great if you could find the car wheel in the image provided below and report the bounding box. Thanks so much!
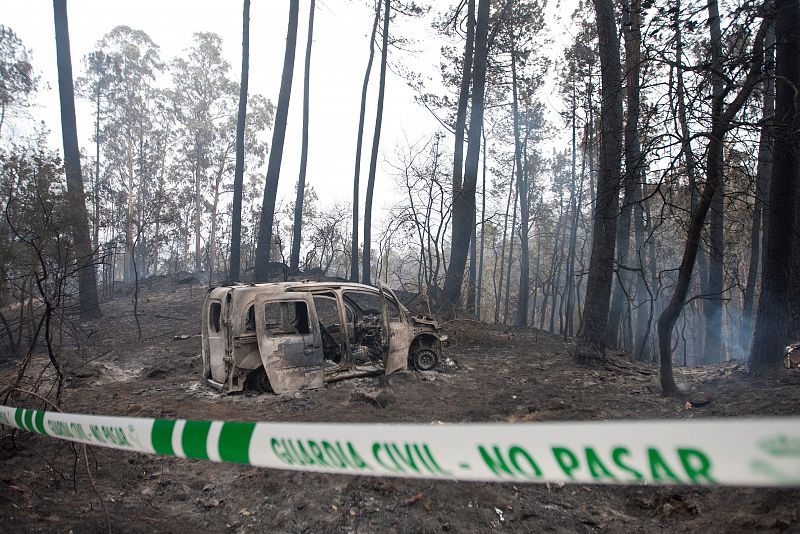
[412,348,438,371]
[245,367,272,393]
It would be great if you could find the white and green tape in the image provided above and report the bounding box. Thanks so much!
[2,405,800,486]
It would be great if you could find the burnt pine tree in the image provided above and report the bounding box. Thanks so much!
[350,0,381,282]
[290,0,316,274]
[229,0,251,283]
[254,0,299,282]
[703,0,726,363]
[362,0,390,285]
[751,0,799,376]
[443,0,490,309]
[575,0,623,361]
[740,25,774,352]
[658,20,767,395]
[459,0,478,314]
[509,24,530,327]
[53,0,101,319]
[606,0,643,348]
[453,0,475,196]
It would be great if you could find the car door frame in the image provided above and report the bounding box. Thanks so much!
[254,292,324,393]
[379,282,411,374]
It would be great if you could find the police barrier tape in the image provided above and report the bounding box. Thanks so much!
[2,405,800,486]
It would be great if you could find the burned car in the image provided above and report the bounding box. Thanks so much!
[201,281,447,393]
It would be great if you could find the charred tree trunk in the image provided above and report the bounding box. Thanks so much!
[576,0,623,361]
[703,0,726,363]
[254,0,299,282]
[453,0,476,196]
[476,128,487,320]
[673,0,707,356]
[362,0,390,285]
[53,0,101,319]
[443,0,490,310]
[194,143,203,272]
[503,180,518,324]
[467,222,477,313]
[229,0,250,283]
[350,0,381,283]
[659,21,767,394]
[741,26,774,355]
[511,48,530,327]
[496,165,515,323]
[290,0,316,274]
[633,182,650,360]
[751,2,798,376]
[607,0,642,349]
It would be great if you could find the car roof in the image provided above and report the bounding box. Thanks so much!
[207,281,385,299]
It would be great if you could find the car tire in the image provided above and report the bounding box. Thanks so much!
[411,348,438,371]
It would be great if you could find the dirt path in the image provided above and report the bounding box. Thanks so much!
[2,282,800,532]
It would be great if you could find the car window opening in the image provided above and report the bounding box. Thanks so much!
[209,302,222,333]
[264,301,310,335]
[313,294,344,366]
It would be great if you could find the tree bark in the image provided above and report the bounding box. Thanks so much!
[53,0,101,319]
[476,128,487,320]
[254,0,299,282]
[741,26,774,356]
[229,0,250,283]
[751,2,798,376]
[290,0,316,273]
[495,163,515,323]
[453,0,476,196]
[703,0,726,363]
[511,46,530,327]
[576,0,623,360]
[350,0,381,282]
[443,0,490,310]
[607,0,642,349]
[503,177,518,324]
[659,20,767,394]
[362,0,391,285]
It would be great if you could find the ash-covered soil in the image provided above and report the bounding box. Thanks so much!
[2,279,800,533]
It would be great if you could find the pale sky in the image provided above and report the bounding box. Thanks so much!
[2,0,448,225]
[3,0,575,230]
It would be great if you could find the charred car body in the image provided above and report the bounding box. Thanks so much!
[201,281,447,393]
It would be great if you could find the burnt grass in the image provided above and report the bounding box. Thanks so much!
[2,279,800,533]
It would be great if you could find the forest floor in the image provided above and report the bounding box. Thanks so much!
[2,276,800,533]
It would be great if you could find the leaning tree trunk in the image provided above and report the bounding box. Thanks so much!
[254,0,299,282]
[750,2,798,376]
[229,0,251,283]
[659,20,767,394]
[350,0,381,282]
[443,0,491,310]
[673,0,707,355]
[576,0,623,361]
[290,0,316,274]
[53,0,101,319]
[362,0,390,285]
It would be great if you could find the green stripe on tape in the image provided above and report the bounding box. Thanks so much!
[34,410,46,434]
[182,420,212,460]
[218,422,255,464]
[151,419,176,455]
[14,408,24,430]
[23,409,34,433]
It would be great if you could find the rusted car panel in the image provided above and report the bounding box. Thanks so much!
[201,281,447,393]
